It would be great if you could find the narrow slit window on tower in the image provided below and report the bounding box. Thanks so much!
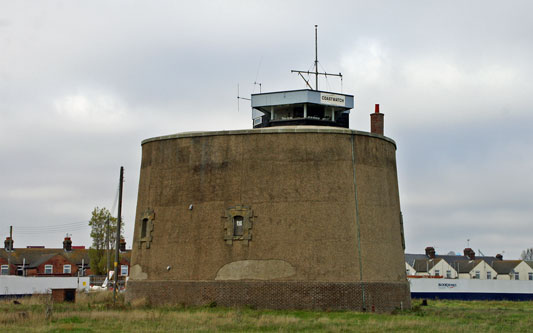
[141,218,148,238]
[233,215,244,236]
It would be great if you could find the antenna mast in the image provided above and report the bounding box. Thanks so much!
[315,24,318,91]
[292,25,342,91]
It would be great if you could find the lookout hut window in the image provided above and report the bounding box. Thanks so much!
[141,218,148,238]
[233,216,244,236]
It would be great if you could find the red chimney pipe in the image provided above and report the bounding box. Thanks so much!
[370,104,384,135]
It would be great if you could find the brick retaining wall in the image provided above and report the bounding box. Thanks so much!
[126,280,411,313]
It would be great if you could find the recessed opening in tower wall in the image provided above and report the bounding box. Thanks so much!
[233,216,244,236]
[141,218,148,238]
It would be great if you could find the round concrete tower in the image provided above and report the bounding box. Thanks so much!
[126,89,410,312]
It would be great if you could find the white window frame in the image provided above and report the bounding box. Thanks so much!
[529,272,533,281]
[514,272,520,280]
[475,271,480,279]
[120,264,128,276]
[446,270,452,278]
[1,264,8,275]
[487,271,492,280]
[63,264,71,274]
[44,264,53,274]
[434,269,440,277]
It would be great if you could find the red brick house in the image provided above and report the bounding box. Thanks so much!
[26,253,79,276]
[1,236,130,278]
[0,256,17,275]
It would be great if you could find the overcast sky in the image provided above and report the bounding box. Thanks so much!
[1,1,532,259]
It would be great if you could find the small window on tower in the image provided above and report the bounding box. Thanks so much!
[223,205,253,245]
[141,218,148,238]
[138,209,155,249]
[233,216,244,236]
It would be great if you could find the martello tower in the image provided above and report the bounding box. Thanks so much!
[127,28,410,312]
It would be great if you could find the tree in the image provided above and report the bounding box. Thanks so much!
[88,207,123,275]
[521,248,533,261]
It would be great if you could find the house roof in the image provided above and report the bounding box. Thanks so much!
[405,253,499,268]
[453,259,488,273]
[0,248,90,266]
[492,260,522,274]
[25,253,60,268]
[413,258,442,272]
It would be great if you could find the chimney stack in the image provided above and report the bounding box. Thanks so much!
[119,238,126,252]
[463,248,475,260]
[496,253,503,260]
[425,246,436,259]
[4,237,13,252]
[370,104,384,135]
[63,237,72,252]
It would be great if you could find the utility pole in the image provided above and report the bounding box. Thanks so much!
[113,166,124,306]
[106,218,110,278]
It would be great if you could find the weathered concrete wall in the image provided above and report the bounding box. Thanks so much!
[127,126,409,310]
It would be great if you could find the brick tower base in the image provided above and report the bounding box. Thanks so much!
[126,280,411,313]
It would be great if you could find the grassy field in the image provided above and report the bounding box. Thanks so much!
[1,292,533,332]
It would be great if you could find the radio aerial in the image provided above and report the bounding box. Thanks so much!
[291,25,342,91]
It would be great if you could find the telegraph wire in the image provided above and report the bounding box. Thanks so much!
[16,221,89,230]
[11,171,124,239]
[111,180,120,216]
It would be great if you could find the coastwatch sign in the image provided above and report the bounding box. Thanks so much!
[320,93,345,106]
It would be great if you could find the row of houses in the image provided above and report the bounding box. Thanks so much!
[406,247,533,281]
[0,236,131,278]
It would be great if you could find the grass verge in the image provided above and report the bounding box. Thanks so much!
[1,293,532,332]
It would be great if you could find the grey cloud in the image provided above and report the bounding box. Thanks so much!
[2,1,533,258]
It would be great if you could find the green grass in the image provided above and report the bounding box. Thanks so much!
[1,293,533,332]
